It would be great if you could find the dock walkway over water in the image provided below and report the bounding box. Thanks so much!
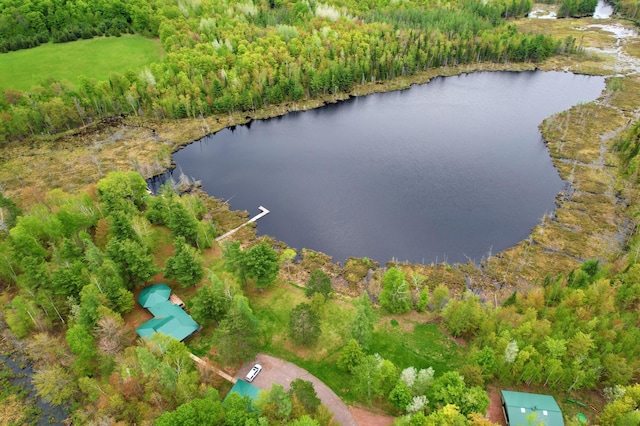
[215,206,270,242]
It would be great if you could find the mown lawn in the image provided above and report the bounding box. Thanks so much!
[0,35,162,91]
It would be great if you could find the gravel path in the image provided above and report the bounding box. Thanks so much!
[237,354,357,426]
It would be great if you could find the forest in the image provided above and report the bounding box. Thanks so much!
[1,0,640,425]
[0,0,565,142]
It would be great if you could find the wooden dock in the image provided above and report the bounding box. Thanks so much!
[215,206,270,242]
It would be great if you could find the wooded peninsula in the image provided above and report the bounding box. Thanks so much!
[1,0,639,425]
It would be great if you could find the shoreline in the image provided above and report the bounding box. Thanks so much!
[1,16,638,297]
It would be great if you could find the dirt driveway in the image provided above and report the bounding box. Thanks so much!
[237,354,358,426]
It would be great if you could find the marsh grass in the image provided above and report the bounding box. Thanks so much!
[0,36,162,91]
[479,70,639,286]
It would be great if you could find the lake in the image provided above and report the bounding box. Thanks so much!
[168,71,605,265]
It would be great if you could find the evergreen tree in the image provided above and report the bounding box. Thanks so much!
[245,242,280,288]
[164,236,204,288]
[223,241,248,285]
[189,272,232,325]
[216,295,260,363]
[289,379,321,415]
[289,303,322,346]
[350,291,375,350]
[167,201,200,247]
[106,237,158,288]
[305,269,332,300]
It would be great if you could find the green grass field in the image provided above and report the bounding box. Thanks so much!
[0,35,162,91]
[370,321,464,374]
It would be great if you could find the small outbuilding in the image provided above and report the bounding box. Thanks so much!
[136,284,199,342]
[224,380,261,404]
[501,390,564,426]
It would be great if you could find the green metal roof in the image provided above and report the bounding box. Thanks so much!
[501,390,565,426]
[225,380,261,402]
[139,283,172,308]
[136,284,199,342]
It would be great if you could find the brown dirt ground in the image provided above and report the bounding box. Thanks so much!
[349,405,395,426]
[487,386,507,426]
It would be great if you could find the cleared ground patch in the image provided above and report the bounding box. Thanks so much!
[0,35,162,91]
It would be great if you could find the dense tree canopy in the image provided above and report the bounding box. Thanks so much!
[0,0,577,143]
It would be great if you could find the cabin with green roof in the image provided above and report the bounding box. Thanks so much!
[136,283,199,342]
[224,380,261,404]
[501,390,564,426]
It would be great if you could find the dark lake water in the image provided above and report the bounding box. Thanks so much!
[169,71,605,265]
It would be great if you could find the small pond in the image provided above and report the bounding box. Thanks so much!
[167,71,605,264]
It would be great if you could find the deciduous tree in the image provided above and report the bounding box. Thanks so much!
[155,388,224,426]
[32,364,77,406]
[428,371,489,416]
[442,292,484,337]
[97,171,148,216]
[352,355,383,403]
[389,380,412,411]
[431,284,450,311]
[223,392,259,426]
[290,378,321,415]
[66,323,98,375]
[337,338,365,373]
[380,267,411,314]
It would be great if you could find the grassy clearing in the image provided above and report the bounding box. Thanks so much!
[0,35,162,91]
[245,282,358,398]
[250,283,355,362]
[246,282,464,401]
[370,318,464,375]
